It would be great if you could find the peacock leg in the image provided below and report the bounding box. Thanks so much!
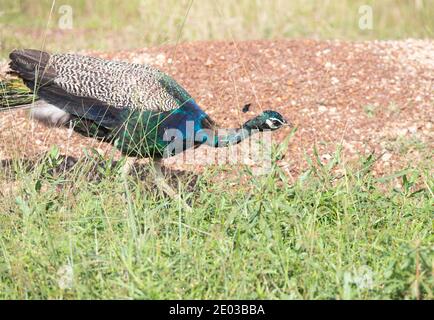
[152,159,192,212]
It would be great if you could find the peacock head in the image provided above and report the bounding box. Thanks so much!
[243,110,290,131]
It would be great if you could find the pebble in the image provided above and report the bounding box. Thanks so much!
[321,154,332,161]
[318,105,327,113]
[331,77,340,85]
[382,153,392,161]
[325,62,334,69]
[408,126,418,134]
[395,128,408,136]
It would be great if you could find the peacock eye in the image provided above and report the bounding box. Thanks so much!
[268,118,284,127]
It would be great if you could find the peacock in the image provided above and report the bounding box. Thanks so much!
[0,49,288,203]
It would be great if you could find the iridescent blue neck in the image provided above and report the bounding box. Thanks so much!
[210,127,253,148]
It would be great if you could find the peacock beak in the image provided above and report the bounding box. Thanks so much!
[282,119,292,127]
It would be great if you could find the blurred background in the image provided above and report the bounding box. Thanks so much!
[0,0,433,58]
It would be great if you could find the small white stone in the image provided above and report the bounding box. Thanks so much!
[205,57,213,66]
[382,153,392,161]
[396,128,408,136]
[408,126,418,134]
[325,62,334,69]
[321,154,332,161]
[318,105,327,113]
[331,77,340,85]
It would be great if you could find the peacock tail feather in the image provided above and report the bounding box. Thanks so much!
[0,78,37,108]
[69,116,113,141]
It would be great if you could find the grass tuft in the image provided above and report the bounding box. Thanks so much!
[0,144,432,299]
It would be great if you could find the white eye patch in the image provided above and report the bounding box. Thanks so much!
[269,117,285,125]
[265,119,276,128]
[265,117,285,129]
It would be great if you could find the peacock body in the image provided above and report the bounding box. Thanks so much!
[1,49,288,160]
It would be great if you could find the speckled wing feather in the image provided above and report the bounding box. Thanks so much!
[9,49,193,112]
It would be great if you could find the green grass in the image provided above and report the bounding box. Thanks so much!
[0,0,433,58]
[0,143,432,299]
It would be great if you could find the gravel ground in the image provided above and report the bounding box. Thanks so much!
[0,39,433,178]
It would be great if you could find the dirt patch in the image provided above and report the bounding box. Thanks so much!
[0,39,433,177]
